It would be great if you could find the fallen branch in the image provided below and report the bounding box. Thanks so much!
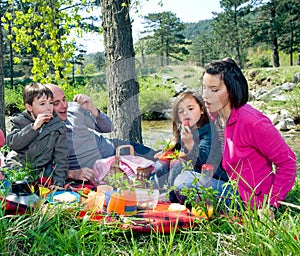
[279,200,300,210]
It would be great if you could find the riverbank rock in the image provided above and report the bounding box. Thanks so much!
[251,82,297,102]
[294,72,300,83]
[269,109,296,131]
[281,82,296,91]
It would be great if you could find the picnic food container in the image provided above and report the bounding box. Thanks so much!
[11,180,32,195]
[106,191,125,215]
[122,189,138,215]
[108,145,153,187]
[97,184,113,194]
[106,189,137,215]
[85,191,105,212]
[104,190,116,206]
[0,180,11,194]
[135,188,159,209]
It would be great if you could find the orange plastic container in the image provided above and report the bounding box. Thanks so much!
[107,192,125,215]
[122,189,137,216]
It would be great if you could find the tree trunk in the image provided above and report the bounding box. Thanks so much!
[0,19,6,136]
[289,20,293,66]
[233,4,242,68]
[166,38,169,66]
[269,1,280,67]
[298,48,300,66]
[101,0,143,143]
[9,21,13,88]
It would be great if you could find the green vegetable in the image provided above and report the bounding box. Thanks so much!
[2,168,35,183]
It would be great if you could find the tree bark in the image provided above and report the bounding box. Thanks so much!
[101,0,143,143]
[0,18,6,136]
[298,48,300,66]
[269,1,280,67]
[9,21,13,88]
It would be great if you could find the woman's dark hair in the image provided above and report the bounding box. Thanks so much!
[204,58,248,108]
[23,82,53,105]
[172,91,209,142]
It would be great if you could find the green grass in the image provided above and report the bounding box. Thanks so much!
[0,199,299,255]
[0,175,299,255]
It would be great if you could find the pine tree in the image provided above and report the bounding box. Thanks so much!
[142,11,190,66]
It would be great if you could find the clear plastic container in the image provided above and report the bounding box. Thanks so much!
[135,188,159,209]
[200,164,214,188]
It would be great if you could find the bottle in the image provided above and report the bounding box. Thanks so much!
[199,164,215,218]
[200,164,214,188]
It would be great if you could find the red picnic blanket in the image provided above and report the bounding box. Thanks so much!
[66,181,203,234]
[1,197,33,215]
[123,210,197,233]
[1,180,202,234]
[78,201,202,234]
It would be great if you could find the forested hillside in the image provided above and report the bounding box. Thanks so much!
[182,19,212,41]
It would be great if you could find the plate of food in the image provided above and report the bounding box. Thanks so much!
[76,187,92,198]
[47,190,80,204]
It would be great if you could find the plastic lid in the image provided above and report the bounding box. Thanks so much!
[202,164,214,171]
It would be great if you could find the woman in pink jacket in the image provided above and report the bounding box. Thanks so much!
[201,58,296,213]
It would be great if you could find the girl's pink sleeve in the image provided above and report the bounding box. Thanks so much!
[0,129,5,147]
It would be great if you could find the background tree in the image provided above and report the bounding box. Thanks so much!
[190,34,218,67]
[101,0,143,143]
[93,51,105,72]
[185,20,222,66]
[0,0,8,135]
[134,36,148,65]
[212,0,251,68]
[250,0,290,67]
[70,48,86,84]
[268,0,280,67]
[275,0,300,66]
[142,11,190,66]
[2,0,100,83]
[5,0,80,82]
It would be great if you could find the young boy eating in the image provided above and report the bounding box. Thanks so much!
[5,83,68,188]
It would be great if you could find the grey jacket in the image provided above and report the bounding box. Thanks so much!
[66,102,115,169]
[66,102,157,170]
[5,111,68,187]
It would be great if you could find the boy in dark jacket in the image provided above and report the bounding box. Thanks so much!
[5,83,68,187]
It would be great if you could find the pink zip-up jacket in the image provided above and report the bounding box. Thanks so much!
[222,104,296,208]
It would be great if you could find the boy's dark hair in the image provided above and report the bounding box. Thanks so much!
[23,83,53,105]
[204,58,249,108]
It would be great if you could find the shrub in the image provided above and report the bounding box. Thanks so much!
[139,76,175,120]
[283,85,300,122]
[4,85,24,115]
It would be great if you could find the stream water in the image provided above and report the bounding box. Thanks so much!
[142,120,300,156]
